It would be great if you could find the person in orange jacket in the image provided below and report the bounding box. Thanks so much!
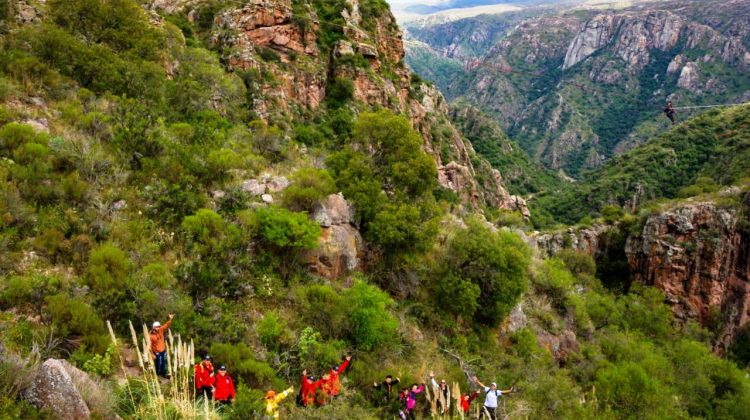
[318,354,351,405]
[194,355,215,400]
[213,365,236,406]
[149,314,173,378]
[300,369,324,407]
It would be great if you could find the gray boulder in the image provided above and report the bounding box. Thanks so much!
[24,359,91,419]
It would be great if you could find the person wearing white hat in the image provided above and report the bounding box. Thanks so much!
[472,376,515,420]
[149,314,174,378]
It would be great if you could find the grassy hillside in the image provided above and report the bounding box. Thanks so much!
[0,1,749,419]
[531,104,750,226]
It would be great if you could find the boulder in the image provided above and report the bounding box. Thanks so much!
[242,179,266,195]
[307,194,363,279]
[261,194,274,204]
[308,224,364,279]
[266,176,290,193]
[24,359,91,419]
[311,193,354,227]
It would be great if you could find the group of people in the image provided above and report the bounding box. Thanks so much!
[149,315,238,405]
[372,372,515,420]
[150,316,514,418]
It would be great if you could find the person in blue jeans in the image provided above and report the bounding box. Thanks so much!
[149,314,174,378]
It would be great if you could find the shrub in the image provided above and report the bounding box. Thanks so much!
[342,279,399,351]
[209,342,283,389]
[256,207,320,250]
[533,258,575,308]
[434,218,531,327]
[326,77,354,107]
[45,293,108,352]
[257,311,291,352]
[281,167,336,211]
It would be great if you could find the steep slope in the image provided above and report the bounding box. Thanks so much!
[532,104,750,225]
[411,0,750,177]
[1,1,750,419]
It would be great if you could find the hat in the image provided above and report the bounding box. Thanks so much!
[307,375,315,381]
[152,321,161,329]
[218,365,226,371]
[491,382,497,387]
[332,366,339,372]
[265,390,276,399]
[202,355,212,361]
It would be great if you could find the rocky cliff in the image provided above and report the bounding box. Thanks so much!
[409,0,750,177]
[626,198,750,353]
[150,0,525,217]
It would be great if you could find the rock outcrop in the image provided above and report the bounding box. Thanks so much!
[307,193,364,279]
[563,14,617,70]
[626,200,750,353]
[533,224,613,259]
[24,359,91,419]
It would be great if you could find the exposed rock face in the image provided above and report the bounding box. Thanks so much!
[563,14,617,70]
[207,0,516,214]
[535,328,580,365]
[533,224,613,259]
[307,194,364,279]
[677,61,701,91]
[24,359,91,419]
[626,201,750,353]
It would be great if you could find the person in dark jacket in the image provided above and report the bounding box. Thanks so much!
[373,374,400,403]
[664,101,677,124]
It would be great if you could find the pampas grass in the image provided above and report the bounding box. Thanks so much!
[108,320,219,419]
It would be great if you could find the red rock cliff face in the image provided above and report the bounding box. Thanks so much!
[625,199,750,352]
[203,0,526,214]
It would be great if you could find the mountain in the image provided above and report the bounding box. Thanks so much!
[407,0,750,177]
[1,1,750,419]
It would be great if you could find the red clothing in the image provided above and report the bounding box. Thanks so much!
[213,373,236,401]
[301,375,324,406]
[461,391,479,413]
[149,318,172,353]
[194,362,215,389]
[327,359,350,397]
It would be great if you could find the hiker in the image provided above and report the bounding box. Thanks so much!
[149,314,174,378]
[460,390,480,415]
[664,101,676,124]
[299,369,324,407]
[404,383,425,420]
[429,371,451,415]
[397,387,409,420]
[213,365,236,406]
[319,354,352,404]
[265,386,294,420]
[374,374,400,404]
[473,376,514,420]
[194,355,215,400]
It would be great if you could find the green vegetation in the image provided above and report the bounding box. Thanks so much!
[532,104,750,226]
[0,0,748,419]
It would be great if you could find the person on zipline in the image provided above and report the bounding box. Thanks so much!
[664,101,677,124]
[473,376,515,420]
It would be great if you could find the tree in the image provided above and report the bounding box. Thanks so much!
[434,217,531,327]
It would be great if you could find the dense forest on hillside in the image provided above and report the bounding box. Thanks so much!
[0,1,749,419]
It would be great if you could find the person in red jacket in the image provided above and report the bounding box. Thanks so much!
[194,355,215,400]
[213,365,236,406]
[460,390,480,414]
[323,355,351,401]
[300,369,324,407]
